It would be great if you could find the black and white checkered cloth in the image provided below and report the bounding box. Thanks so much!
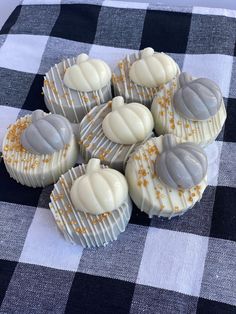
[0,1,235,313]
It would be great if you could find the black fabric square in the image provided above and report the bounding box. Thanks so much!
[51,4,101,43]
[223,98,236,143]
[131,285,198,314]
[0,161,42,207]
[210,186,236,242]
[94,7,146,49]
[187,14,236,55]
[8,5,60,36]
[141,10,192,53]
[0,68,36,108]
[0,263,75,313]
[129,203,151,227]
[22,74,48,112]
[65,273,135,314]
[0,6,22,35]
[0,259,17,306]
[197,297,236,314]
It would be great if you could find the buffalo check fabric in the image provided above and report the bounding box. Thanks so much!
[0,1,236,313]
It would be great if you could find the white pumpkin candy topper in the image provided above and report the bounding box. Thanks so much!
[129,47,178,88]
[70,158,128,215]
[102,96,154,145]
[63,53,111,92]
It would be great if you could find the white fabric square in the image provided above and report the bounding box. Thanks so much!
[0,34,48,74]
[19,207,83,271]
[204,141,223,187]
[193,7,236,18]
[183,54,233,98]
[103,0,148,9]
[89,45,137,70]
[137,228,208,297]
[0,106,20,149]
[22,0,61,4]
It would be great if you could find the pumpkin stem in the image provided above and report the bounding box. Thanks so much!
[76,53,89,64]
[179,72,193,87]
[141,47,154,59]
[31,110,45,122]
[163,134,177,150]
[86,158,101,173]
[111,96,125,111]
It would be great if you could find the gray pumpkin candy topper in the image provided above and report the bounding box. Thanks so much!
[173,72,222,121]
[155,134,207,189]
[21,110,73,155]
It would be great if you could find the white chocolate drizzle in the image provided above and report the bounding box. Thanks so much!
[125,136,207,218]
[112,51,180,107]
[79,102,154,171]
[49,164,132,248]
[43,57,112,123]
[151,77,227,146]
[2,115,79,187]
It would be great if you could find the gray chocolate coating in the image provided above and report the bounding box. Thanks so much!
[155,134,207,189]
[113,52,180,108]
[173,72,222,121]
[21,111,73,155]
[43,57,112,123]
[79,102,153,172]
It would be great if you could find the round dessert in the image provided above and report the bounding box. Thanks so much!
[151,72,227,146]
[125,134,208,218]
[2,110,79,187]
[79,96,154,171]
[49,158,132,248]
[43,53,112,123]
[112,47,180,107]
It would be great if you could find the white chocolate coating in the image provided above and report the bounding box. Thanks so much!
[151,76,227,146]
[43,56,112,123]
[2,114,79,187]
[79,101,154,172]
[64,53,111,92]
[70,158,128,215]
[112,50,180,107]
[125,136,207,218]
[129,48,178,88]
[102,96,154,145]
[49,164,132,248]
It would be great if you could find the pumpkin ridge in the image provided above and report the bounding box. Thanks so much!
[29,123,56,152]
[125,107,146,135]
[153,55,167,82]
[85,177,104,212]
[127,105,151,133]
[187,85,211,116]
[38,119,65,149]
[100,171,122,206]
[195,81,221,113]
[139,60,156,86]
[103,115,121,143]
[116,110,140,141]
[161,153,180,188]
[146,58,165,84]
[180,88,196,118]
[23,125,43,154]
[44,117,66,144]
[90,174,115,210]
[133,61,149,87]
[90,60,108,83]
[80,63,96,90]
[172,149,200,184]
[196,80,220,101]
[179,146,207,173]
